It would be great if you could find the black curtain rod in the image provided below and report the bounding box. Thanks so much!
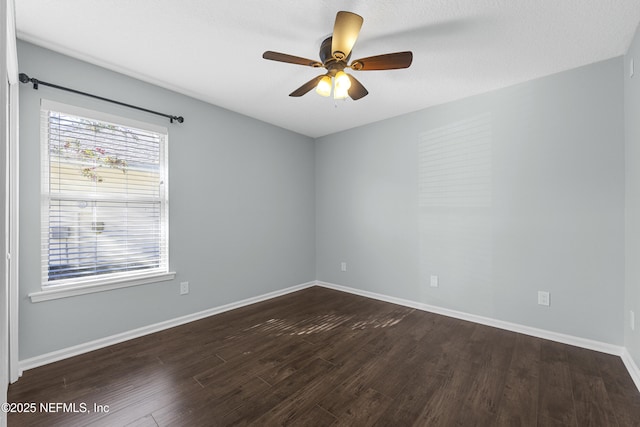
[19,73,184,124]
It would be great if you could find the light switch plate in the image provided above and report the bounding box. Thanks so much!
[180,282,189,295]
[430,275,438,288]
[538,291,550,306]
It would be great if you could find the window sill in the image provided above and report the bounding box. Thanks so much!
[29,271,176,302]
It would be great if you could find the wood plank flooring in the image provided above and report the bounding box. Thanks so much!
[7,286,640,426]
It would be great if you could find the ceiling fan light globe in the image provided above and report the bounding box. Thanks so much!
[335,71,351,91]
[334,86,349,100]
[316,76,332,97]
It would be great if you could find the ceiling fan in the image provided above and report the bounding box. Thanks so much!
[262,11,413,101]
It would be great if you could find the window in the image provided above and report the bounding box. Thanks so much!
[37,100,173,299]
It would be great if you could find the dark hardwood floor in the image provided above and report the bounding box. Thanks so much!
[7,286,640,426]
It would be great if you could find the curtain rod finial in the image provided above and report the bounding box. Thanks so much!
[19,73,38,89]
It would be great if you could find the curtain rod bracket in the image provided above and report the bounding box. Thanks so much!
[19,72,38,89]
[18,72,184,124]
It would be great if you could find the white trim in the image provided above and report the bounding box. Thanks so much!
[29,271,176,302]
[8,0,19,381]
[621,348,640,392]
[19,281,316,371]
[8,65,19,382]
[316,281,625,356]
[6,0,17,84]
[2,2,18,426]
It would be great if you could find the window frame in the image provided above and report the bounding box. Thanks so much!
[30,99,175,303]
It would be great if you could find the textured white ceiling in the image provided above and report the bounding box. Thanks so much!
[14,0,640,137]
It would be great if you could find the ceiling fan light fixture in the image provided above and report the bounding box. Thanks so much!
[315,76,332,97]
[333,71,351,99]
[333,87,349,100]
[335,71,351,91]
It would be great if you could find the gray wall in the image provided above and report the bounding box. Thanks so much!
[625,24,640,367]
[18,41,316,359]
[316,57,625,345]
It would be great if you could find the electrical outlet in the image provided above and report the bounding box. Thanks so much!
[538,291,550,306]
[341,262,347,272]
[631,310,636,331]
[430,275,439,288]
[180,282,189,295]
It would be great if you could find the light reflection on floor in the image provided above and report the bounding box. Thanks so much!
[244,310,411,336]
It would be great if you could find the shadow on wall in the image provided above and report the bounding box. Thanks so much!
[418,113,493,311]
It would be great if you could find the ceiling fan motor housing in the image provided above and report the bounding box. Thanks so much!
[320,36,351,74]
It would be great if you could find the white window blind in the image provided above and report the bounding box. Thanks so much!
[41,100,169,288]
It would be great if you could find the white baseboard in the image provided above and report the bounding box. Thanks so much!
[318,281,640,393]
[19,279,640,394]
[316,281,625,357]
[621,348,640,392]
[19,281,316,372]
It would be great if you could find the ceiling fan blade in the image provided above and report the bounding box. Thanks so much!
[289,75,325,97]
[263,51,322,67]
[350,51,413,71]
[331,11,363,60]
[346,74,368,100]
